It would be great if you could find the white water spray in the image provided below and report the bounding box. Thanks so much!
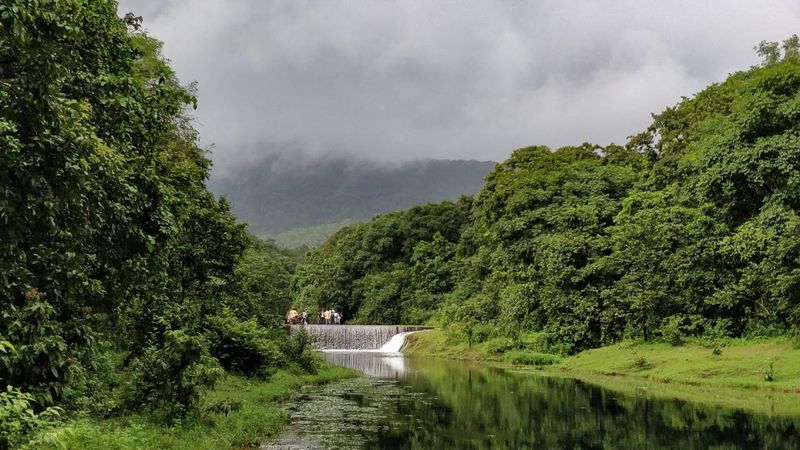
[379,331,416,353]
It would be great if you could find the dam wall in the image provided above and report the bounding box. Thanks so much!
[288,324,430,350]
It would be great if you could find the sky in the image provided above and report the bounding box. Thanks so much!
[118,1,800,177]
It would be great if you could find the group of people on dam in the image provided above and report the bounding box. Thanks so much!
[286,307,343,325]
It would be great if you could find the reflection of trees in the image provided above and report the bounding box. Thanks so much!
[358,361,800,450]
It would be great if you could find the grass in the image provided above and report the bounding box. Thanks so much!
[404,330,561,365]
[559,338,800,391]
[25,364,357,450]
[403,329,505,360]
[503,350,561,366]
[515,367,800,417]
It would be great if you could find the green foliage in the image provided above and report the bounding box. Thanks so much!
[125,331,223,422]
[762,359,776,382]
[281,330,318,374]
[0,386,63,450]
[659,316,688,346]
[230,236,297,325]
[292,200,473,323]
[0,4,318,443]
[631,356,652,371]
[267,219,358,248]
[0,289,73,406]
[205,311,284,379]
[0,2,332,446]
[483,337,516,355]
[202,398,242,418]
[504,351,561,366]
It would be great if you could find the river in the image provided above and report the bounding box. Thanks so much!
[265,351,800,449]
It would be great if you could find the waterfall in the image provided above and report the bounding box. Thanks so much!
[288,325,429,350]
[379,331,416,353]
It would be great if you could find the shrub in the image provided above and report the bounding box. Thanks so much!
[659,316,686,346]
[0,291,74,406]
[504,351,561,366]
[445,319,494,348]
[125,331,223,421]
[206,311,285,379]
[519,332,550,353]
[762,359,776,382]
[0,386,63,450]
[203,398,243,418]
[631,356,652,371]
[483,337,515,355]
[281,330,317,374]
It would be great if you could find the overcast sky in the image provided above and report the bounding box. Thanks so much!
[118,1,800,177]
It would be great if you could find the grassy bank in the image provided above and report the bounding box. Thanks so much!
[405,330,800,410]
[403,329,502,361]
[560,339,800,391]
[24,365,356,450]
[406,331,800,390]
[404,330,562,365]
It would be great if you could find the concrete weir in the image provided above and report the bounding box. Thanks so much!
[288,324,429,350]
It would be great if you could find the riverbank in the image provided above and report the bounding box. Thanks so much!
[404,330,800,413]
[24,364,357,450]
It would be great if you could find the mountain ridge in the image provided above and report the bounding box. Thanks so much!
[208,156,496,234]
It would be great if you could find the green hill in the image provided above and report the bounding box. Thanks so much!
[208,157,495,235]
[265,219,359,248]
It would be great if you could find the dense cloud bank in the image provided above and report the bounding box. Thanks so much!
[119,1,800,175]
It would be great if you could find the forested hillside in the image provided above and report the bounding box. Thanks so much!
[267,219,358,248]
[208,157,495,234]
[294,37,800,354]
[0,4,316,448]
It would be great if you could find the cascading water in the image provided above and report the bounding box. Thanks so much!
[288,325,429,351]
[379,331,416,353]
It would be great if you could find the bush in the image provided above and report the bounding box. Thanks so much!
[125,331,223,421]
[0,291,74,406]
[0,386,63,450]
[762,359,776,382]
[206,311,285,379]
[504,351,561,366]
[281,330,317,374]
[631,356,652,371]
[659,316,687,346]
[483,337,515,355]
[519,332,550,352]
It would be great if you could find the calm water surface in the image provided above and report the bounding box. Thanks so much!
[265,352,800,449]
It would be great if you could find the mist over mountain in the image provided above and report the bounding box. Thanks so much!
[208,156,495,235]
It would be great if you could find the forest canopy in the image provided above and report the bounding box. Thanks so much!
[294,36,800,354]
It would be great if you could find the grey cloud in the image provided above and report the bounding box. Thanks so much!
[117,0,800,177]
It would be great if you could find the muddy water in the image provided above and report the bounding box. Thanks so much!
[265,352,800,449]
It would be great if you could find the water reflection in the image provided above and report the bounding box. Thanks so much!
[266,352,800,449]
[322,351,409,378]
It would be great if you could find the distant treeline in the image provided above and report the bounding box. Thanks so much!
[264,219,359,249]
[294,38,800,354]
